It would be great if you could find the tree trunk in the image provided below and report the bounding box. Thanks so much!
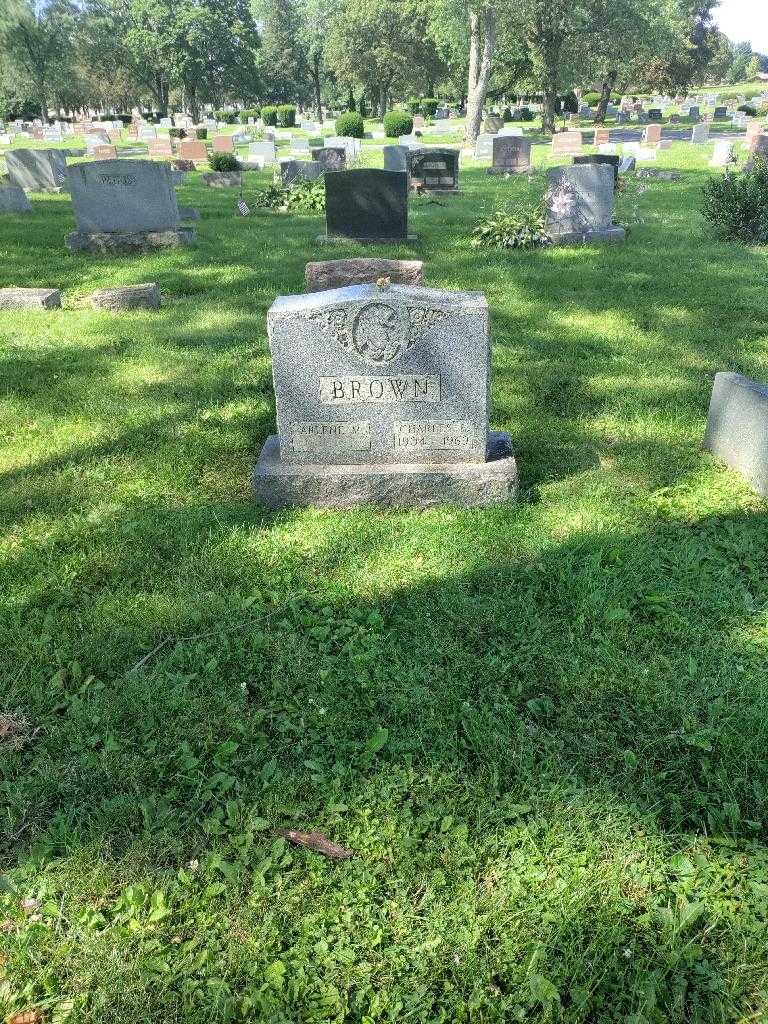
[312,53,322,122]
[542,78,557,133]
[347,85,355,111]
[187,84,200,123]
[38,88,48,124]
[595,70,617,124]
[464,6,496,146]
[379,84,388,116]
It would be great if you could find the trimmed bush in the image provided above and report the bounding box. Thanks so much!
[383,110,413,138]
[407,100,421,114]
[195,128,208,140]
[702,155,768,242]
[738,104,757,116]
[582,91,602,106]
[209,151,240,172]
[239,108,259,124]
[277,104,297,128]
[168,127,187,139]
[520,107,534,122]
[502,106,512,122]
[335,111,365,138]
[214,109,238,124]
[421,98,438,116]
[562,91,579,114]
[262,106,279,127]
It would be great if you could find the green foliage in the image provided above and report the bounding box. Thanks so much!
[238,107,259,123]
[520,106,534,121]
[738,104,757,116]
[195,127,208,139]
[702,155,768,243]
[276,103,296,127]
[253,178,325,212]
[261,105,278,126]
[562,91,579,114]
[471,204,552,250]
[582,91,602,106]
[335,110,364,137]
[168,127,186,139]
[407,99,421,114]
[383,109,413,137]
[215,109,238,124]
[208,150,240,171]
[502,106,512,122]
[421,97,438,116]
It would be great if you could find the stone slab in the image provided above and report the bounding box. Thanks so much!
[251,431,518,508]
[305,258,424,292]
[324,169,409,241]
[703,371,768,496]
[6,149,68,192]
[0,287,61,309]
[201,171,242,188]
[548,226,626,245]
[67,159,180,232]
[0,186,32,213]
[90,283,161,310]
[65,228,195,253]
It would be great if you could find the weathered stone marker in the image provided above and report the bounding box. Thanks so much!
[704,371,768,496]
[320,169,412,243]
[551,131,583,157]
[65,159,194,253]
[0,288,61,309]
[573,153,620,184]
[0,186,32,214]
[279,159,324,185]
[305,258,424,292]
[311,146,346,171]
[488,136,531,175]
[251,283,517,507]
[545,164,625,244]
[6,149,68,192]
[408,148,460,191]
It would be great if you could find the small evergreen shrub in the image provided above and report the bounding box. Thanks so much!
[358,97,367,118]
[520,107,534,121]
[502,106,512,122]
[168,127,186,139]
[214,110,238,124]
[195,128,208,140]
[471,205,551,250]
[383,110,413,137]
[738,104,757,116]
[562,91,579,114]
[262,106,279,126]
[239,108,259,123]
[209,151,240,172]
[407,100,421,114]
[277,104,297,127]
[702,155,768,243]
[422,98,438,116]
[335,111,365,138]
[582,91,602,106]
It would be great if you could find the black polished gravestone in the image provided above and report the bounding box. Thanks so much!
[408,148,460,192]
[573,153,621,185]
[318,169,415,244]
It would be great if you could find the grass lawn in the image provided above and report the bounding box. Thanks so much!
[1,137,768,1024]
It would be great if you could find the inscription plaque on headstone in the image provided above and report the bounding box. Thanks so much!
[311,146,346,171]
[408,148,459,191]
[251,283,518,507]
[488,136,531,175]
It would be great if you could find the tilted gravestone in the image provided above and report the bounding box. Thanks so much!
[311,146,346,172]
[573,153,620,185]
[0,185,32,213]
[321,169,412,243]
[65,159,194,253]
[488,135,531,175]
[704,372,768,496]
[545,163,625,244]
[551,131,583,157]
[251,283,517,507]
[6,149,68,192]
[408,148,460,191]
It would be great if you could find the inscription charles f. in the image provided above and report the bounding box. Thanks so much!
[310,301,448,365]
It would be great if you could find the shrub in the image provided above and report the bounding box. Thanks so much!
[421,98,438,116]
[335,111,365,138]
[277,104,297,127]
[562,91,579,114]
[239,108,259,124]
[407,99,421,114]
[214,109,238,124]
[738,104,757,116]
[253,179,325,213]
[262,106,279,126]
[195,128,208,140]
[209,151,240,172]
[520,107,534,122]
[168,127,186,139]
[582,91,602,106]
[702,155,768,243]
[502,106,512,122]
[383,110,413,137]
[471,205,551,250]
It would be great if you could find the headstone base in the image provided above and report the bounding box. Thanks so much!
[0,288,61,310]
[486,168,529,175]
[251,431,518,509]
[548,225,626,246]
[90,283,161,310]
[66,228,196,253]
[316,233,419,245]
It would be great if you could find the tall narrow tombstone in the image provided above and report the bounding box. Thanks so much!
[487,135,531,175]
[545,163,625,244]
[320,169,412,243]
[473,133,494,160]
[65,159,194,253]
[551,131,583,157]
[251,283,517,507]
[6,149,68,192]
[704,372,768,496]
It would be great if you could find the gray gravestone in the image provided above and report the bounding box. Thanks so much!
[279,159,324,185]
[0,287,61,309]
[249,139,276,164]
[383,145,409,173]
[473,133,494,160]
[546,164,625,244]
[648,108,663,121]
[67,159,180,232]
[322,169,411,243]
[488,136,531,175]
[713,106,728,119]
[408,148,460,191]
[251,283,517,507]
[6,149,67,192]
[704,372,768,496]
[0,185,32,213]
[311,146,346,171]
[573,153,620,184]
[687,105,700,121]
[691,122,710,144]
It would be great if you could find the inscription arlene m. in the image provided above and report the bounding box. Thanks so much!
[319,375,440,404]
[291,420,371,453]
